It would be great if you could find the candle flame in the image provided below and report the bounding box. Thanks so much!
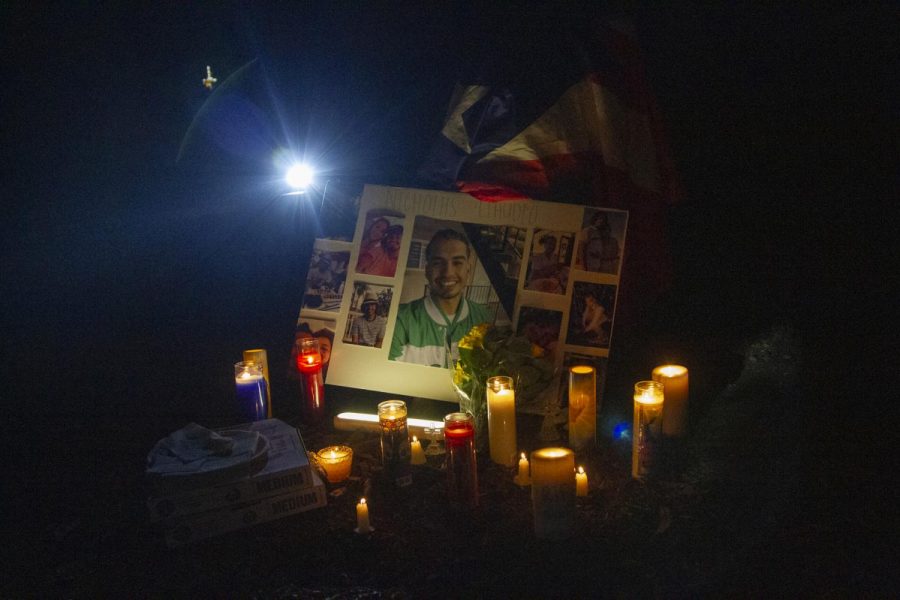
[577,466,585,475]
[412,435,418,443]
[359,497,366,505]
[520,452,526,460]
[657,365,687,377]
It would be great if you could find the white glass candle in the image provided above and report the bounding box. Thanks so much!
[652,364,689,437]
[632,381,664,479]
[530,447,575,539]
[568,366,597,450]
[487,376,517,467]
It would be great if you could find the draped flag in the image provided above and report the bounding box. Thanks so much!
[417,17,682,330]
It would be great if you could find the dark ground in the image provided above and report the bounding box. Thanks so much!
[2,4,893,598]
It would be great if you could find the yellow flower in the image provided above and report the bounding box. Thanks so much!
[452,361,469,386]
[458,323,490,350]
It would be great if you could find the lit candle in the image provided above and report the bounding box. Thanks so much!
[410,435,426,465]
[530,447,575,539]
[568,366,597,450]
[242,349,271,418]
[316,445,353,483]
[378,400,412,487]
[234,361,268,422]
[632,380,665,479]
[514,452,531,486]
[355,497,373,534]
[296,338,325,423]
[652,364,689,437]
[575,466,588,497]
[487,375,517,467]
[444,412,479,508]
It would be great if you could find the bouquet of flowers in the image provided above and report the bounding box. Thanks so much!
[451,323,555,451]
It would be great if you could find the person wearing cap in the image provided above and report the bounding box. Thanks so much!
[356,224,403,277]
[389,228,491,367]
[350,291,386,348]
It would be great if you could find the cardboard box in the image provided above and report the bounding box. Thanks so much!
[162,469,327,547]
[148,419,315,522]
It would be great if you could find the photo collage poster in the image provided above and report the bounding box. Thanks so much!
[294,185,627,409]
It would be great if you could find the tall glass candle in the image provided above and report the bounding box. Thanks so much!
[652,364,689,437]
[234,361,268,422]
[378,400,412,487]
[242,348,271,418]
[444,412,479,509]
[487,375,517,467]
[296,338,325,423]
[568,365,597,450]
[632,380,664,479]
[530,447,575,539]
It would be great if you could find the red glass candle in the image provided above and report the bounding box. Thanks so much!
[296,338,325,423]
[444,412,478,508]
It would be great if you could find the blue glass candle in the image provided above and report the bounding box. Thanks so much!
[234,361,268,422]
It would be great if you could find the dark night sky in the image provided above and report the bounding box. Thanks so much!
[1,5,893,423]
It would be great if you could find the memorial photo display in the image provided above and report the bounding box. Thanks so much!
[299,185,627,405]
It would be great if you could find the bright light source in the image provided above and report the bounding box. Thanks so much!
[285,163,314,190]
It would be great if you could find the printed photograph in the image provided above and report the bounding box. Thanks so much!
[343,281,394,349]
[301,240,350,312]
[525,229,575,294]
[574,208,627,275]
[566,282,617,348]
[293,316,336,376]
[389,217,512,368]
[516,306,563,359]
[355,208,405,278]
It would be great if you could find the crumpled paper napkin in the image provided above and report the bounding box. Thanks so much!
[146,423,261,475]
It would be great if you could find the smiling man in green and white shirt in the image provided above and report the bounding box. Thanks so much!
[389,229,491,368]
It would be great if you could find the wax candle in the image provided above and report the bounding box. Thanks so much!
[575,466,588,497]
[234,361,268,422]
[444,412,479,508]
[568,366,597,450]
[355,497,373,534]
[632,380,664,479]
[378,400,412,487]
[530,447,575,539]
[316,445,353,483]
[410,436,426,465]
[514,452,531,486]
[652,364,689,437]
[296,338,325,423]
[242,348,271,418]
[487,375,517,467]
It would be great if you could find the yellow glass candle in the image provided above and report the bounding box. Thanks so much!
[568,366,597,450]
[316,445,353,483]
[487,375,517,467]
[530,447,575,539]
[632,381,664,479]
[652,364,689,437]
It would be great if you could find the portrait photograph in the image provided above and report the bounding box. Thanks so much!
[343,281,393,349]
[515,306,563,359]
[389,216,511,368]
[354,208,405,278]
[525,229,574,294]
[565,281,617,348]
[301,239,350,312]
[574,208,627,275]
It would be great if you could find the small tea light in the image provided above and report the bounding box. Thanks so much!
[514,452,531,486]
[575,466,588,497]
[316,445,353,483]
[355,497,373,534]
[410,435,426,465]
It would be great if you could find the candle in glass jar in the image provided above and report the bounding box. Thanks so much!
[444,412,479,508]
[568,366,597,450]
[242,348,271,418]
[410,436,426,465]
[487,375,517,467]
[575,466,588,496]
[296,338,325,423]
[514,452,531,486]
[530,447,575,539]
[378,400,412,487]
[652,364,689,437]
[234,361,268,422]
[632,380,664,479]
[316,445,353,483]
[355,497,373,534]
